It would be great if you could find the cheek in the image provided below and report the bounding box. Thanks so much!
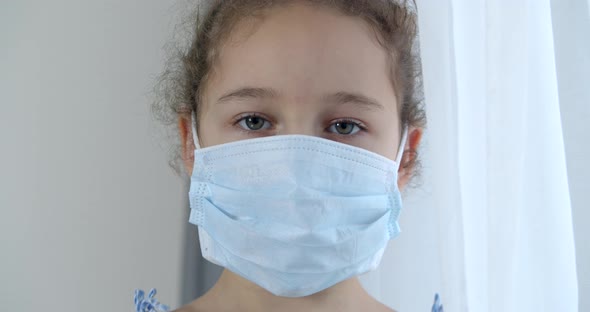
[366,141,397,161]
[367,122,401,161]
[197,104,246,148]
[196,108,223,148]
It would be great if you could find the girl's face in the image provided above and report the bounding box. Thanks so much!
[182,3,417,184]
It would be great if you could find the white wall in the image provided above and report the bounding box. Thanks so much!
[551,0,590,310]
[0,1,186,311]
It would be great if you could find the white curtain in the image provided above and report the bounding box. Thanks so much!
[359,1,580,311]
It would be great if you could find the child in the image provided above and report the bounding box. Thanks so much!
[136,0,442,311]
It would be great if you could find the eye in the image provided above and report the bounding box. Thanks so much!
[328,120,364,135]
[236,114,272,131]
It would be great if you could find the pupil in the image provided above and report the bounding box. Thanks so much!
[247,117,263,130]
[336,122,353,134]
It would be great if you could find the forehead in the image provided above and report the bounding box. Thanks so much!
[204,3,397,113]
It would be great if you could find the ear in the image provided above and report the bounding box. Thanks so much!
[178,113,197,175]
[397,127,423,190]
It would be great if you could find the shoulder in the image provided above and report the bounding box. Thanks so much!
[366,296,397,312]
[171,295,218,312]
[134,288,216,312]
[375,301,397,312]
[171,302,206,312]
[171,306,200,312]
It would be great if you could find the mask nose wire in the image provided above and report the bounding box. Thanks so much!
[191,111,201,150]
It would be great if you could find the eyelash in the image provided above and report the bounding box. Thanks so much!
[232,113,272,133]
[330,118,368,135]
[231,113,368,137]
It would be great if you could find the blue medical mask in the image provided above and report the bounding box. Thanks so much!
[188,113,408,297]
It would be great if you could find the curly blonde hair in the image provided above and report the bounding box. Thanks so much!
[153,0,426,177]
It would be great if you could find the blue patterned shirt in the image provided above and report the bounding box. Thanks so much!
[134,288,444,312]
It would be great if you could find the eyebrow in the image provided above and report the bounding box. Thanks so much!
[217,87,279,104]
[322,91,385,112]
[216,87,385,111]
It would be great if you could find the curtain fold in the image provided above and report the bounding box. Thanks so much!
[360,1,579,311]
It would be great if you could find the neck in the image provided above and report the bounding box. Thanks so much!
[202,269,376,312]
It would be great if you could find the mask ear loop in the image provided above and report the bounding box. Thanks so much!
[191,111,201,149]
[395,126,408,171]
